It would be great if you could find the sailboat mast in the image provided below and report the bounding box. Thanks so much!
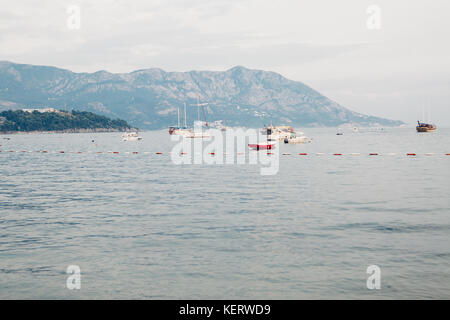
[197,97,200,122]
[177,107,180,127]
[184,102,187,127]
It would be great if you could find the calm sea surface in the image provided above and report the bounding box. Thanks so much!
[0,127,449,299]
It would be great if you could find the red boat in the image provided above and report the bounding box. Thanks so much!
[248,143,275,150]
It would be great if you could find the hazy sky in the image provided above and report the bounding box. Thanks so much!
[1,0,449,125]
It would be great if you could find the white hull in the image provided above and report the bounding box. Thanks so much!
[171,129,192,136]
[186,131,210,138]
[122,137,142,141]
[284,136,307,144]
[122,132,142,141]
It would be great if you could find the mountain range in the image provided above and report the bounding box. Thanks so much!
[0,61,403,129]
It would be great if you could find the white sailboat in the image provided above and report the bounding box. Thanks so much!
[186,99,210,138]
[169,103,192,136]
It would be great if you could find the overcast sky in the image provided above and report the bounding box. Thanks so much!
[1,0,449,125]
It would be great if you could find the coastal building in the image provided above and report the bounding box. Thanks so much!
[22,108,57,113]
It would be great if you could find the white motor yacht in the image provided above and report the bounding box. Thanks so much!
[122,132,142,141]
[283,132,308,144]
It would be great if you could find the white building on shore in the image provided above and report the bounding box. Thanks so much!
[22,108,58,113]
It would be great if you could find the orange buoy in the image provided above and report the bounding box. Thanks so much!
[369,153,378,156]
[407,153,416,156]
[77,152,83,154]
[299,153,308,156]
[209,152,215,155]
[156,152,162,155]
[97,152,102,154]
[113,152,119,154]
[42,151,47,153]
[133,152,138,154]
[334,153,342,156]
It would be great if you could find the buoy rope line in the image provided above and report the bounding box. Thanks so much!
[0,150,449,156]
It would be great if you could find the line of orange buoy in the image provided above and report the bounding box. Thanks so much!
[1,151,450,156]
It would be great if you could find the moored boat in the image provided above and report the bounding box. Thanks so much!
[122,132,142,141]
[283,132,308,144]
[248,143,275,150]
[169,104,193,136]
[261,125,294,141]
[416,121,436,132]
[185,130,210,138]
[169,126,192,136]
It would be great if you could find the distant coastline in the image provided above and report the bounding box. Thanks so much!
[0,109,136,134]
[0,128,136,135]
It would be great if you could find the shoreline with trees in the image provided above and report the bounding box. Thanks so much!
[0,110,136,134]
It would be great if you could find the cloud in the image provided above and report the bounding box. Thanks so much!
[1,0,450,124]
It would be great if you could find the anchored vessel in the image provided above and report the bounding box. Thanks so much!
[169,103,193,136]
[169,100,216,138]
[261,125,293,141]
[122,132,142,141]
[248,143,275,150]
[261,125,308,144]
[416,121,436,132]
[283,132,308,144]
[249,126,276,150]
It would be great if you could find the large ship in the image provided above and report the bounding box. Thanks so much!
[416,121,436,132]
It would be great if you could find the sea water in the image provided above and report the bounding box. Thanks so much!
[0,127,449,299]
